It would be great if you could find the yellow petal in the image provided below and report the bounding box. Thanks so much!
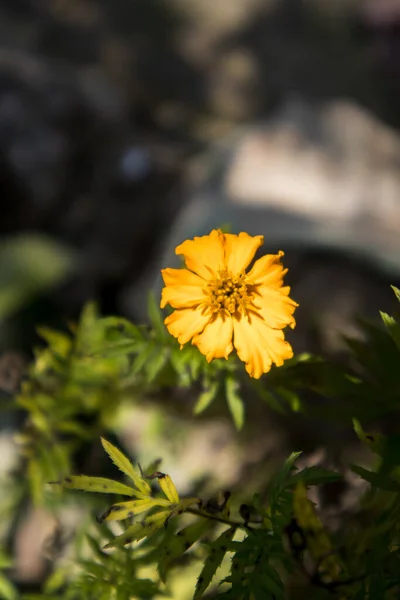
[161,286,206,309]
[246,252,287,288]
[224,232,264,274]
[160,268,207,309]
[164,306,210,345]
[252,288,297,329]
[161,268,205,287]
[175,230,224,280]
[233,314,293,378]
[192,315,233,361]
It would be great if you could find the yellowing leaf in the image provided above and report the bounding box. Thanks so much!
[353,419,384,454]
[101,438,151,495]
[100,497,172,522]
[293,482,342,580]
[104,509,172,548]
[157,474,180,503]
[165,497,202,524]
[53,475,138,497]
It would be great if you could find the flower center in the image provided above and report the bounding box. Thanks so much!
[205,269,252,315]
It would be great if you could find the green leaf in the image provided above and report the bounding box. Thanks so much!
[194,381,219,415]
[225,376,244,430]
[148,292,166,337]
[350,465,400,491]
[146,348,169,383]
[193,527,235,599]
[250,381,287,415]
[380,311,400,352]
[104,509,172,548]
[391,285,400,303]
[290,466,343,487]
[36,327,72,357]
[100,438,151,495]
[158,520,209,583]
[275,386,302,412]
[259,568,285,598]
[0,573,18,600]
[0,234,74,319]
[43,567,69,593]
[130,342,157,377]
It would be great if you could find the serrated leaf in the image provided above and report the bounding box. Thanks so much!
[391,285,400,303]
[43,567,69,593]
[158,520,209,583]
[104,509,172,548]
[131,342,157,376]
[79,560,108,579]
[53,475,139,496]
[350,465,400,491]
[193,527,235,599]
[194,381,219,415]
[100,316,142,338]
[289,466,343,487]
[37,327,72,357]
[380,311,400,352]
[259,568,285,598]
[169,350,191,386]
[293,482,341,579]
[146,349,169,383]
[100,438,151,495]
[225,377,244,430]
[100,497,172,522]
[157,474,180,503]
[85,534,110,562]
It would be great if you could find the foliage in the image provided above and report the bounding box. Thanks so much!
[3,287,400,598]
[0,234,74,320]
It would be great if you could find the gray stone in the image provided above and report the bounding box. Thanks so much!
[123,98,400,324]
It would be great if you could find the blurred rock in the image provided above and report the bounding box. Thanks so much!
[13,507,57,585]
[124,98,400,354]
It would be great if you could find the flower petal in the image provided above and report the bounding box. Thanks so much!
[175,230,225,280]
[246,252,287,288]
[252,288,298,329]
[192,315,233,362]
[160,268,206,309]
[161,287,206,309]
[161,268,206,287]
[224,232,264,274]
[233,314,293,378]
[164,306,211,345]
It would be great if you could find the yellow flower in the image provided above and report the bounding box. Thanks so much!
[160,229,298,379]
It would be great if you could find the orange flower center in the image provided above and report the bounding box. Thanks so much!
[205,269,252,315]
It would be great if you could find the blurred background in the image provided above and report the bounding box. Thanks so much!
[1,0,400,348]
[1,0,400,595]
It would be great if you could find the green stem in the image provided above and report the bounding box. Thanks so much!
[187,508,254,531]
